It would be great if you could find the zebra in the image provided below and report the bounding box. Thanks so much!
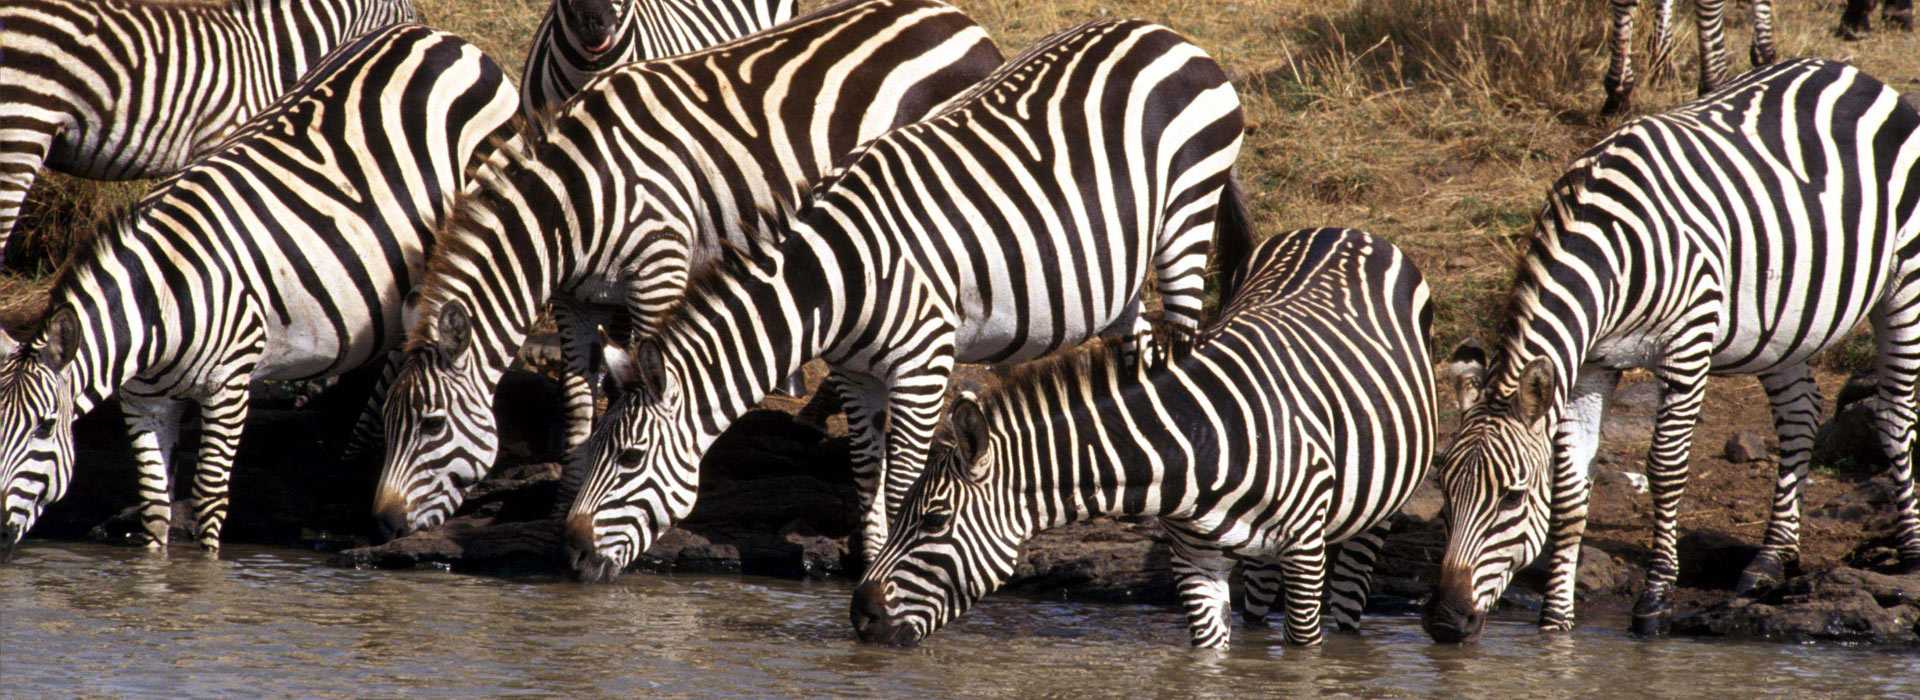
[519,0,796,116]
[370,0,1003,542]
[848,227,1437,649]
[563,18,1254,582]
[1842,0,1915,38]
[0,0,418,266]
[1602,0,1776,116]
[1422,58,1920,643]
[0,23,518,557]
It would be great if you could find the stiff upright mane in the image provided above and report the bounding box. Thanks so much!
[976,322,1205,416]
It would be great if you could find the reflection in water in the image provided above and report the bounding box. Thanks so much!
[3,542,1917,696]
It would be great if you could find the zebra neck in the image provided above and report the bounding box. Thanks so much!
[62,291,156,416]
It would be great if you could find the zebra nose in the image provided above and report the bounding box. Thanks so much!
[1420,595,1485,644]
[564,514,615,581]
[0,525,17,564]
[370,495,411,544]
[850,582,893,642]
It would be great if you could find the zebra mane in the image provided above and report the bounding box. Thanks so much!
[976,323,1203,416]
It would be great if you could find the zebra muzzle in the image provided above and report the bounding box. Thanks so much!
[0,525,17,564]
[849,582,918,646]
[1419,594,1486,644]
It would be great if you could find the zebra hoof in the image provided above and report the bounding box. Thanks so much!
[1895,556,1920,576]
[1750,45,1776,67]
[1629,591,1672,638]
[1241,610,1271,628]
[1734,554,1787,597]
[1600,92,1631,118]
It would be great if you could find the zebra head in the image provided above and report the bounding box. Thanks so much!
[563,336,699,583]
[1423,341,1558,643]
[556,0,630,55]
[373,300,496,542]
[852,397,1018,646]
[0,309,82,562]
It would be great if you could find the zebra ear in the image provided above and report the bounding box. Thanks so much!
[614,336,669,398]
[949,395,990,470]
[599,327,638,387]
[1511,358,1557,426]
[1443,340,1488,411]
[437,300,473,357]
[400,289,423,335]
[38,308,81,371]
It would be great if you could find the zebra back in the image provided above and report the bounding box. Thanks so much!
[519,0,796,115]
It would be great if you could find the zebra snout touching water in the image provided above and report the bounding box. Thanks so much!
[1424,59,1920,643]
[562,18,1253,582]
[371,0,1003,543]
[852,228,1437,649]
[0,0,417,266]
[520,0,796,116]
[0,24,518,555]
[1601,0,1777,116]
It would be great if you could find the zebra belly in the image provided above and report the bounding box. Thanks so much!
[950,274,1147,365]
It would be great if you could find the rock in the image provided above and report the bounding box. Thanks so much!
[1002,519,1174,603]
[1723,431,1774,463]
[1672,567,1920,643]
[334,519,565,574]
[1575,545,1637,595]
[1812,476,1902,523]
[1813,370,1887,476]
[1677,530,1765,591]
[1391,478,1444,529]
[1593,468,1648,496]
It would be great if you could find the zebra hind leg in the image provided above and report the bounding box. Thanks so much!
[1171,548,1237,649]
[1325,528,1387,632]
[1693,0,1733,94]
[1630,347,1712,637]
[1276,531,1330,646]
[1749,0,1778,66]
[1737,364,1822,594]
[189,377,255,551]
[1239,559,1282,627]
[120,396,190,548]
[1867,289,1920,573]
[1602,0,1642,116]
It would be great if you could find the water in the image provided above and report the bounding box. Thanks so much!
[2,542,1915,697]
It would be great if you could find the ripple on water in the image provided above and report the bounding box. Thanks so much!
[2,541,1917,697]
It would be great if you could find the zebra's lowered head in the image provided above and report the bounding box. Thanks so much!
[852,396,1018,646]
[563,334,702,583]
[1422,341,1558,643]
[373,298,497,542]
[554,0,629,55]
[0,308,81,561]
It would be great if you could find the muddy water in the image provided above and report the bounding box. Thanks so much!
[2,542,1915,697]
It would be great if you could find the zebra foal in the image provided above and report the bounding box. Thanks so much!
[0,23,517,556]
[0,0,418,265]
[851,228,1437,649]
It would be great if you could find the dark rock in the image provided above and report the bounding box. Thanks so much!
[1723,430,1774,463]
[1813,370,1887,476]
[1812,476,1903,523]
[1002,520,1174,603]
[1672,567,1920,643]
[1677,531,1765,591]
[1576,545,1637,595]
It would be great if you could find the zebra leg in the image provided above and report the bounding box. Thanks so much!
[837,375,890,565]
[1276,531,1330,646]
[0,117,57,265]
[1602,0,1641,116]
[1240,559,1282,627]
[552,302,600,452]
[1631,354,1711,637]
[188,377,253,551]
[1171,547,1237,649]
[1694,0,1733,95]
[1736,364,1822,594]
[1749,0,1777,66]
[1889,0,1915,31]
[878,369,951,539]
[1647,0,1678,84]
[1842,0,1878,38]
[1867,295,1920,573]
[1541,367,1616,631]
[119,396,190,548]
[340,351,406,463]
[1325,528,1388,632]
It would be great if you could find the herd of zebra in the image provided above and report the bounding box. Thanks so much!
[0,0,1915,650]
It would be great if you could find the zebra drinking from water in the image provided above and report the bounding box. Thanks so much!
[1422,59,1920,643]
[1603,0,1776,115]
[371,0,1002,542]
[563,19,1252,581]
[519,0,796,116]
[0,23,517,557]
[849,227,1437,649]
[0,0,418,266]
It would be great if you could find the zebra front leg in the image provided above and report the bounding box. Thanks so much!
[1602,0,1641,115]
[120,396,190,548]
[1325,528,1387,632]
[1240,559,1282,627]
[877,368,952,540]
[1868,299,1920,573]
[1737,364,1822,594]
[340,351,406,463]
[837,375,890,565]
[1749,0,1777,66]
[1541,367,1615,631]
[188,378,254,551]
[1694,0,1733,94]
[1631,357,1710,637]
[1276,532,1330,646]
[0,117,58,266]
[1647,0,1678,85]
[552,302,601,452]
[1171,547,1237,649]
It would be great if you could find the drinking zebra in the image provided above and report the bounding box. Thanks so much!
[1603,0,1775,115]
[564,18,1252,581]
[520,0,796,115]
[0,23,518,556]
[1423,58,1920,642]
[850,227,1437,649]
[371,0,1002,542]
[0,0,418,266]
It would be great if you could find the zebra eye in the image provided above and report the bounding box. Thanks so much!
[1499,487,1527,510]
[420,415,448,437]
[920,508,952,534]
[32,417,55,440]
[618,448,644,467]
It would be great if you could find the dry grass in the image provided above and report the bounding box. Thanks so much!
[6,0,1918,351]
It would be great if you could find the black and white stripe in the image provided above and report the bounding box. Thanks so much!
[1424,59,1920,643]
[518,0,795,115]
[562,19,1252,581]
[849,227,1437,649]
[371,0,1002,541]
[0,0,418,266]
[0,23,516,556]
[1602,0,1776,115]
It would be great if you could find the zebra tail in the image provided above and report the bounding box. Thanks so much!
[1210,176,1257,307]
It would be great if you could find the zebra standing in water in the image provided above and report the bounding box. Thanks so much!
[1423,59,1920,643]
[0,0,418,265]
[564,19,1252,581]
[1602,0,1776,115]
[850,228,1437,648]
[371,0,1002,542]
[519,0,794,115]
[0,24,517,556]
